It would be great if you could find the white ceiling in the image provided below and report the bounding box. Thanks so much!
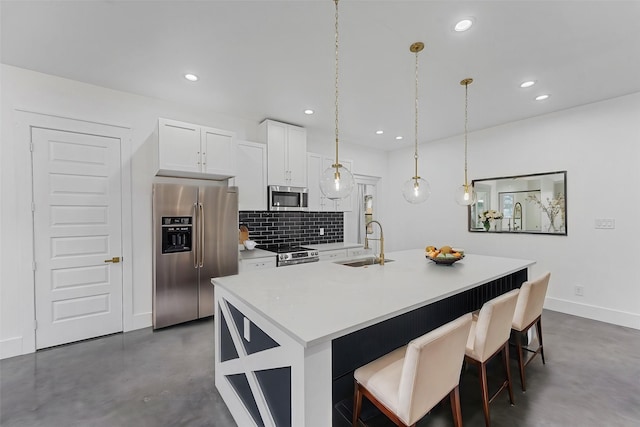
[2,0,640,151]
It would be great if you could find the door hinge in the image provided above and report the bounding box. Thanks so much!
[32,261,36,271]
[30,142,34,152]
[31,202,36,212]
[34,319,38,330]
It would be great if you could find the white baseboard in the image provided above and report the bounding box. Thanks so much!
[2,312,152,359]
[126,311,152,332]
[0,336,23,360]
[545,297,640,330]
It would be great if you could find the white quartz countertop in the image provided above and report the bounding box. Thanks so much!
[213,250,534,348]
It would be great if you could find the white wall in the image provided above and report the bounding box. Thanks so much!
[2,64,637,359]
[0,65,389,358]
[387,92,640,329]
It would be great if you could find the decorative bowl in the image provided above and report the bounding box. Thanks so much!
[243,240,257,250]
[426,254,464,265]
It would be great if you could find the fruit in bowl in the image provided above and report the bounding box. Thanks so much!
[425,245,464,265]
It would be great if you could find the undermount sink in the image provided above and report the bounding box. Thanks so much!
[337,257,394,267]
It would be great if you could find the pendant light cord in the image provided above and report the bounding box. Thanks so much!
[413,48,419,181]
[464,80,469,186]
[333,0,340,170]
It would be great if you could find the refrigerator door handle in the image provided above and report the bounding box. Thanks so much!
[199,203,205,267]
[193,202,198,269]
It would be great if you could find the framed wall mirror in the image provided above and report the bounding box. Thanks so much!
[469,171,567,235]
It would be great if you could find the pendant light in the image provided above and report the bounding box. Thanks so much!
[402,42,430,204]
[319,0,355,200]
[454,78,477,206]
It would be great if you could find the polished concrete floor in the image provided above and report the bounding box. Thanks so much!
[1,309,639,427]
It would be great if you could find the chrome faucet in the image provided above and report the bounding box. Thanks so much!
[364,220,384,265]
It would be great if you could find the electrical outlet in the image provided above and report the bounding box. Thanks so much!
[320,228,324,236]
[575,285,584,296]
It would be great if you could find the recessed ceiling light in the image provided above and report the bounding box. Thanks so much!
[520,80,536,88]
[535,94,550,101]
[184,73,199,82]
[454,19,473,32]
[395,136,403,140]
[375,130,384,135]
[304,109,314,115]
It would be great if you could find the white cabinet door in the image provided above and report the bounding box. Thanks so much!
[158,118,236,179]
[236,140,267,211]
[318,249,348,262]
[202,126,236,177]
[239,257,276,272]
[287,125,308,187]
[265,120,288,185]
[262,120,307,187]
[307,153,327,211]
[158,118,201,175]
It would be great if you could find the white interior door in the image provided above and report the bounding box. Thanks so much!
[32,127,123,349]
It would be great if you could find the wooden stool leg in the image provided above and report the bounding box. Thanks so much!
[352,381,362,427]
[516,333,526,392]
[536,318,546,364]
[503,343,515,405]
[449,385,463,427]
[479,361,491,427]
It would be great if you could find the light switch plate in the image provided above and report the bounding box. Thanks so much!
[594,218,615,229]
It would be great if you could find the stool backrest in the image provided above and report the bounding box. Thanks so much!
[397,313,472,424]
[513,272,551,330]
[472,289,520,361]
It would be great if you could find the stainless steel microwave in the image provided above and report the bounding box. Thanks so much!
[268,186,309,211]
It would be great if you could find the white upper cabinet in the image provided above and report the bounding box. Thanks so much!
[307,152,353,212]
[260,119,307,187]
[234,140,267,211]
[157,118,236,179]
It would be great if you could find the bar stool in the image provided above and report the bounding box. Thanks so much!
[511,272,551,391]
[464,289,520,427]
[352,313,472,427]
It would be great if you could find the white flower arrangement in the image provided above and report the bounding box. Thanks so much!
[479,210,503,230]
[479,210,504,222]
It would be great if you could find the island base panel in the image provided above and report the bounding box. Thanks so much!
[214,286,334,427]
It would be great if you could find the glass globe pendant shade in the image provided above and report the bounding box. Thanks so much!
[455,183,477,206]
[320,163,355,200]
[402,177,431,204]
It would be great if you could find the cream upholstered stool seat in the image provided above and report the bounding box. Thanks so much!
[352,313,472,427]
[464,289,520,427]
[511,272,551,391]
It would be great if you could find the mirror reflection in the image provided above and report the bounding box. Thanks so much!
[469,171,567,235]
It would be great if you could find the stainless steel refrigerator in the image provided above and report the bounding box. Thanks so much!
[153,183,238,329]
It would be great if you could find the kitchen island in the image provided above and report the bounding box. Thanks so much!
[212,250,534,427]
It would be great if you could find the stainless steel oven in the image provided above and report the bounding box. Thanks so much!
[268,185,309,211]
[257,244,319,267]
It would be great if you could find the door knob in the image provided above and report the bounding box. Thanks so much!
[104,257,121,263]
